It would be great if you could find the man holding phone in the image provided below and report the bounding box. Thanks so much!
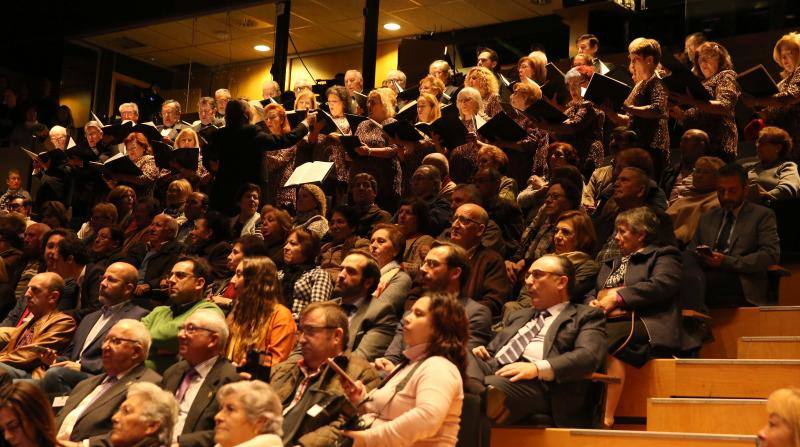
[270,301,380,447]
[690,163,780,306]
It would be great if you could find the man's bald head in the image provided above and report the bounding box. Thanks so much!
[450,203,488,249]
[99,262,139,306]
[37,271,64,293]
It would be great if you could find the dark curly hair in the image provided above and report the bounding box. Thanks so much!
[424,293,469,378]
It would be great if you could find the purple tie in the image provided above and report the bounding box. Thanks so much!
[175,368,198,403]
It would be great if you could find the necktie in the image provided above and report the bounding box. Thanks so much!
[715,211,734,252]
[175,368,198,403]
[495,310,551,365]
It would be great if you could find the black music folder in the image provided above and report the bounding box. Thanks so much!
[737,65,780,97]
[583,73,632,110]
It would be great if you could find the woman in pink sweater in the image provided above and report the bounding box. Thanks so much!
[341,294,469,447]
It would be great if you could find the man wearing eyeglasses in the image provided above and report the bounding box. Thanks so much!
[449,203,510,319]
[468,255,607,427]
[162,310,238,447]
[270,301,379,447]
[141,257,222,373]
[55,319,161,447]
[39,262,149,398]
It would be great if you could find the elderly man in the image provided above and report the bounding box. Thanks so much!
[55,319,162,446]
[449,203,510,318]
[469,255,607,426]
[0,222,50,327]
[262,80,281,102]
[383,70,407,92]
[192,96,224,132]
[271,301,380,446]
[292,77,314,95]
[429,59,459,98]
[344,70,364,113]
[142,256,222,373]
[119,103,139,123]
[410,165,452,236]
[158,99,191,142]
[438,184,504,254]
[375,242,492,373]
[177,192,210,244]
[691,163,780,307]
[0,272,75,379]
[127,213,184,306]
[163,310,238,447]
[349,173,391,238]
[108,382,178,447]
[661,129,711,203]
[39,262,149,397]
[333,251,396,361]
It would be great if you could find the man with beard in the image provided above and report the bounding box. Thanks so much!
[38,262,149,397]
[46,232,105,322]
[0,223,50,327]
[333,251,395,361]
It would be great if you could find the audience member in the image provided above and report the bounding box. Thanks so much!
[744,126,800,204]
[127,213,184,306]
[176,192,209,244]
[0,381,58,447]
[106,382,178,447]
[280,228,333,319]
[667,156,725,245]
[259,205,292,267]
[396,197,436,276]
[758,388,800,447]
[230,184,262,239]
[661,129,711,204]
[213,380,285,447]
[349,173,391,239]
[185,211,232,281]
[369,224,412,317]
[319,205,369,280]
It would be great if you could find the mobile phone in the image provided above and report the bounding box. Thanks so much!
[326,357,356,387]
[695,245,713,257]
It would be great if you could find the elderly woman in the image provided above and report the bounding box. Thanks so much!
[370,223,413,318]
[168,127,210,183]
[534,66,605,178]
[77,202,118,242]
[464,66,502,118]
[758,388,800,447]
[319,205,369,279]
[554,210,600,300]
[351,88,402,210]
[341,293,468,447]
[162,178,192,222]
[667,156,725,245]
[230,183,261,238]
[107,185,136,228]
[671,42,740,160]
[107,382,177,447]
[214,381,284,447]
[476,145,517,202]
[603,38,669,177]
[264,103,303,207]
[293,184,329,239]
[279,228,333,319]
[0,381,58,447]
[746,33,800,147]
[395,198,435,276]
[449,87,487,184]
[227,257,297,368]
[208,235,268,308]
[110,132,160,197]
[498,81,551,188]
[419,75,447,103]
[745,126,800,204]
[586,206,682,428]
[294,90,317,111]
[259,205,292,268]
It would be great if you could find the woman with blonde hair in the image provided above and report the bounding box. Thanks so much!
[464,66,502,117]
[264,103,302,207]
[162,178,192,221]
[449,87,487,184]
[226,257,297,367]
[417,93,442,124]
[419,75,447,102]
[518,54,547,85]
[294,90,317,110]
[759,387,800,447]
[351,87,402,210]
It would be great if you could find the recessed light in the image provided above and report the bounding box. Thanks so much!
[383,23,401,31]
[254,44,271,52]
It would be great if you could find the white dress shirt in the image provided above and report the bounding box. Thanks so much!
[519,301,568,381]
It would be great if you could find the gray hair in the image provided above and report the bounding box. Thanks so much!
[157,214,180,239]
[189,309,230,349]
[126,382,178,446]
[564,67,585,85]
[84,120,103,132]
[215,89,231,99]
[615,206,659,243]
[385,70,407,85]
[119,102,139,116]
[457,87,483,112]
[115,319,152,357]
[414,165,442,191]
[345,69,363,83]
[162,99,181,115]
[217,381,284,436]
[49,125,67,137]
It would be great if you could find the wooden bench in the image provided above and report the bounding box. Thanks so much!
[701,306,800,359]
[617,359,800,419]
[491,427,757,447]
[646,398,766,435]
[738,336,800,359]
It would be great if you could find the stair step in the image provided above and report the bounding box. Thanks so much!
[491,428,757,447]
[701,306,800,359]
[738,336,800,359]
[646,398,766,434]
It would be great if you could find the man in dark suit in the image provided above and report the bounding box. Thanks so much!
[127,214,184,307]
[55,319,161,446]
[450,203,510,318]
[469,255,607,427]
[691,163,780,306]
[39,262,149,397]
[271,301,380,447]
[334,251,396,361]
[162,310,238,447]
[375,242,492,373]
[47,232,104,322]
[157,99,192,143]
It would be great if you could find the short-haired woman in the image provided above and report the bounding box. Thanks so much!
[279,228,333,319]
[108,382,178,447]
[214,380,285,447]
[341,294,468,447]
[758,387,800,447]
[293,184,329,239]
[745,126,800,204]
[226,257,297,368]
[370,223,413,318]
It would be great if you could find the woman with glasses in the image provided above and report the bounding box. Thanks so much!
[225,257,296,369]
[586,206,682,428]
[340,293,468,447]
[106,132,160,198]
[744,126,800,204]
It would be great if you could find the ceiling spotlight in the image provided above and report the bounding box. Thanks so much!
[383,23,401,31]
[254,44,271,52]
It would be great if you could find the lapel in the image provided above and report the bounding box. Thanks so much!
[60,373,106,418]
[74,311,103,350]
[348,304,370,349]
[183,358,226,432]
[79,364,145,423]
[164,360,191,392]
[727,202,752,251]
[543,304,576,358]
